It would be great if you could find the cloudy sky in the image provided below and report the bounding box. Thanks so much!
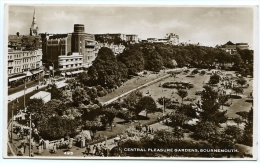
[7,5,256,47]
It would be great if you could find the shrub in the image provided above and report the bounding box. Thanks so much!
[200,70,206,75]
[192,69,199,74]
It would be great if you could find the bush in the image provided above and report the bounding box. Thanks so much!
[97,90,107,97]
[200,70,206,75]
[186,75,195,77]
[192,69,199,74]
[162,82,192,89]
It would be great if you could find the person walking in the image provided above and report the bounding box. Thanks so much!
[86,143,90,155]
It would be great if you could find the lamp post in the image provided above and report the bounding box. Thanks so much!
[52,63,54,78]
[29,112,33,157]
[10,99,14,143]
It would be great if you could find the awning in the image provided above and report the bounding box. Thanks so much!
[26,71,33,76]
[31,69,43,75]
[9,75,26,82]
[71,70,84,74]
[66,72,72,75]
[61,73,65,76]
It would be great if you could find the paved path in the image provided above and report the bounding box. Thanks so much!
[8,80,67,102]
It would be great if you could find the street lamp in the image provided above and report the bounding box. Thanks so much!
[52,63,54,78]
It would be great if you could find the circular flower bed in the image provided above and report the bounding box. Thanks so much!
[162,82,194,89]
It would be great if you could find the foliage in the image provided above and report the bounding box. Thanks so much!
[243,107,253,146]
[117,48,145,75]
[102,106,118,131]
[232,87,243,95]
[136,96,157,117]
[209,74,220,84]
[72,87,91,106]
[195,121,216,139]
[218,95,229,110]
[224,125,244,143]
[87,47,128,88]
[168,111,192,127]
[200,86,227,124]
[84,120,102,138]
[236,77,247,86]
[48,84,62,100]
[37,115,79,141]
[177,89,188,105]
[121,90,143,117]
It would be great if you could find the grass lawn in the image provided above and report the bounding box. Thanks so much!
[98,71,169,103]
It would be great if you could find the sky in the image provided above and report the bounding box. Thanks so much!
[7,5,257,47]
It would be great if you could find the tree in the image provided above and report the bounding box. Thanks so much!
[48,84,62,100]
[72,87,91,106]
[243,107,253,146]
[117,48,145,75]
[224,125,243,143]
[218,95,229,110]
[195,121,216,139]
[232,87,243,96]
[169,111,192,127]
[209,74,220,85]
[122,90,143,117]
[37,115,79,140]
[102,107,118,131]
[236,77,247,87]
[234,117,243,127]
[27,98,44,113]
[200,85,227,124]
[177,89,188,106]
[77,71,89,85]
[87,47,127,88]
[85,120,102,139]
[136,96,157,118]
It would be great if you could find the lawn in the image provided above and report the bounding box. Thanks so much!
[98,71,169,103]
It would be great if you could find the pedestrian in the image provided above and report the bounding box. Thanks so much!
[86,143,90,155]
[53,143,57,154]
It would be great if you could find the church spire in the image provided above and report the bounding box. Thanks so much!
[30,8,38,36]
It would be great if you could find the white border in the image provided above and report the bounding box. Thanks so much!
[1,0,259,163]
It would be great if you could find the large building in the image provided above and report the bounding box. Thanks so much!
[8,9,43,86]
[220,41,249,54]
[41,24,98,75]
[165,33,179,45]
[8,48,43,85]
[126,34,138,44]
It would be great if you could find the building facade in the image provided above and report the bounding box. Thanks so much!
[41,24,98,74]
[220,42,249,54]
[165,33,179,45]
[8,48,43,85]
[126,34,138,44]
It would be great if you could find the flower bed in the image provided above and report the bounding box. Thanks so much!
[162,81,194,89]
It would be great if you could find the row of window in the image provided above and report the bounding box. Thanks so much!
[8,51,41,60]
[59,63,82,69]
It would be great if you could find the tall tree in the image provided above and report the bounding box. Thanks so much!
[243,107,253,146]
[117,48,145,75]
[72,87,91,106]
[136,96,157,118]
[177,89,188,106]
[102,107,118,131]
[122,90,143,117]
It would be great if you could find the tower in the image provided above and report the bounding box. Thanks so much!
[71,24,86,55]
[30,9,38,36]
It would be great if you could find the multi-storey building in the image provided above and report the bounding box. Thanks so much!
[97,42,125,55]
[41,24,98,75]
[94,33,127,43]
[8,48,43,84]
[165,33,179,45]
[220,41,249,54]
[126,34,138,44]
